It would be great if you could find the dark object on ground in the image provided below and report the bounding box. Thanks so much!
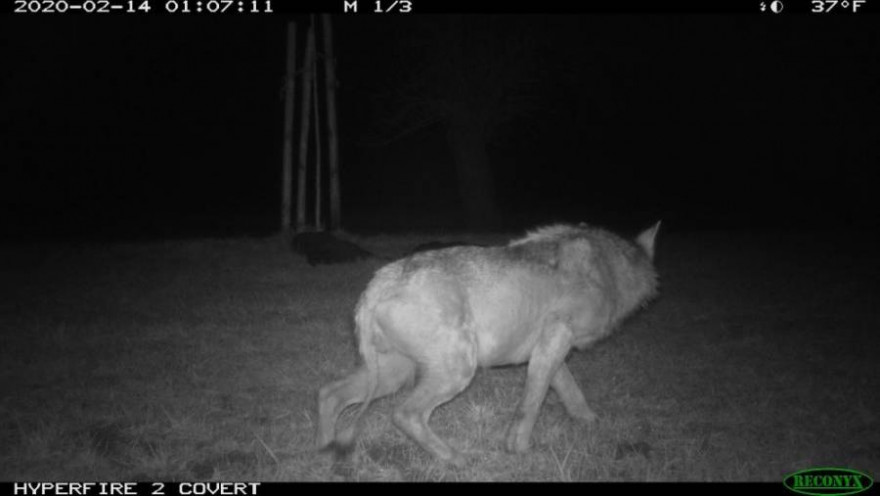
[291,232,374,266]
[409,240,481,255]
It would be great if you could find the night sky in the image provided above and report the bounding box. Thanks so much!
[2,12,879,240]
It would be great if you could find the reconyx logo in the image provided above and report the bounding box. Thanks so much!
[784,467,874,496]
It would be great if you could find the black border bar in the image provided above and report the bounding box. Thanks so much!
[1,482,793,496]
[6,0,880,15]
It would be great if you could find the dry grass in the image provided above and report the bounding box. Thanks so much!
[1,229,878,481]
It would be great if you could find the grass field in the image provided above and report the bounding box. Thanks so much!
[1,229,878,481]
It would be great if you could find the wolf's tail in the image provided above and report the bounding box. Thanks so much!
[331,299,382,454]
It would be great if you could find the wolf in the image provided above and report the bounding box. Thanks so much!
[317,222,660,466]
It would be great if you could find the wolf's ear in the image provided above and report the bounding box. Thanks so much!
[636,221,661,260]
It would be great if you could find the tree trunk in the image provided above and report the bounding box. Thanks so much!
[312,43,323,231]
[447,111,500,229]
[321,14,342,231]
[280,22,296,236]
[296,22,316,232]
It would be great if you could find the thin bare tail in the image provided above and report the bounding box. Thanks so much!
[327,309,381,457]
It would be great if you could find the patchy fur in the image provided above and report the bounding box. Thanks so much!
[317,222,660,465]
[408,240,482,256]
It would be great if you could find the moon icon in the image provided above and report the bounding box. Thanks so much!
[770,0,784,13]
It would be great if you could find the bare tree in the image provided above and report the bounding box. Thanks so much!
[312,33,323,231]
[280,22,296,236]
[321,14,342,231]
[295,22,316,232]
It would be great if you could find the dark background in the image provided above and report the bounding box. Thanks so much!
[2,13,878,240]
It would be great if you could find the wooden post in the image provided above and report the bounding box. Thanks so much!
[296,22,316,232]
[280,21,296,236]
[321,14,342,231]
